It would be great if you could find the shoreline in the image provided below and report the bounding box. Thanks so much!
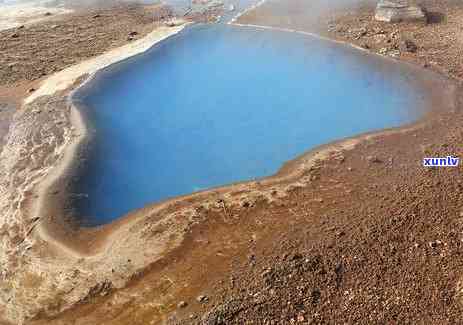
[0,20,189,323]
[29,23,188,256]
[228,0,267,24]
[34,19,455,256]
[1,2,461,323]
[24,24,187,105]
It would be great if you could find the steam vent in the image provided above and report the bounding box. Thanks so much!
[375,0,427,23]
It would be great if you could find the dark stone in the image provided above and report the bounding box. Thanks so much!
[366,155,382,163]
[375,0,427,23]
[400,39,418,52]
[197,295,209,303]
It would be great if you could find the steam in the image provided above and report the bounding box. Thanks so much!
[57,0,160,9]
[242,0,376,31]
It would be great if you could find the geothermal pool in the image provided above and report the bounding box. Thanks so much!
[72,24,424,226]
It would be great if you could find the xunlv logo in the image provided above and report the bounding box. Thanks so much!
[423,156,460,167]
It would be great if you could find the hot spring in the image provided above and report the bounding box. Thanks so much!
[72,23,425,225]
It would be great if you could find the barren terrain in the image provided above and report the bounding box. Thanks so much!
[0,4,173,86]
[1,0,463,324]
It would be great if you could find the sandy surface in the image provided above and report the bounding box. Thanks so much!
[30,21,187,258]
[325,0,463,80]
[0,4,175,86]
[0,5,191,324]
[1,0,463,324]
[24,24,185,104]
[0,2,71,31]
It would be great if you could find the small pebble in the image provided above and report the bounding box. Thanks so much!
[196,295,208,303]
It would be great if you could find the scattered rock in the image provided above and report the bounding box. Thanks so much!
[429,240,442,248]
[388,49,400,57]
[311,289,321,304]
[178,301,188,308]
[375,0,427,23]
[366,155,382,163]
[165,18,184,27]
[85,280,113,300]
[44,12,53,16]
[92,14,101,18]
[291,253,303,260]
[10,33,19,39]
[352,27,368,39]
[336,230,346,237]
[127,31,139,41]
[261,268,272,278]
[197,295,209,303]
[400,39,418,52]
[361,42,370,49]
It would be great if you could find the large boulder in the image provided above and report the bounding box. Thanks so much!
[375,0,427,23]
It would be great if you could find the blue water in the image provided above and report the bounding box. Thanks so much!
[73,24,423,226]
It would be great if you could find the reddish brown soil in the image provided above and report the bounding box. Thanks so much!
[0,4,173,86]
[0,4,176,161]
[32,89,463,324]
[6,0,463,324]
[238,0,463,80]
[178,109,463,323]
[325,0,463,80]
[163,1,463,323]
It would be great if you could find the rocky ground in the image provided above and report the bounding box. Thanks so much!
[325,0,463,80]
[0,4,173,86]
[0,4,217,325]
[238,0,463,80]
[165,0,463,323]
[36,78,463,324]
[0,3,175,151]
[0,3,221,88]
[0,1,220,155]
[2,0,463,324]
